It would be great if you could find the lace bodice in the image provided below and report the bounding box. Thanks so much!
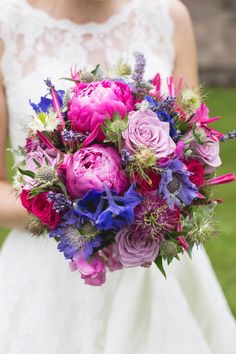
[0,0,175,151]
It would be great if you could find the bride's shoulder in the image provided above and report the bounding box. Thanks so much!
[170,0,193,30]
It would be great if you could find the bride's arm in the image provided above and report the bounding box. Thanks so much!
[0,40,28,230]
[171,0,199,88]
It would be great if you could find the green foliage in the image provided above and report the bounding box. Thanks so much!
[103,114,128,144]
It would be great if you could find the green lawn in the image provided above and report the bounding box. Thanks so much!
[0,87,235,316]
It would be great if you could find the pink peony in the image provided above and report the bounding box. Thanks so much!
[68,80,134,141]
[122,109,176,158]
[116,225,160,267]
[69,254,106,286]
[59,144,129,199]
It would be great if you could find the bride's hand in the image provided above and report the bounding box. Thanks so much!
[0,39,28,231]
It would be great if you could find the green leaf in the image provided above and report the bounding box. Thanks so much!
[91,64,100,76]
[155,257,166,278]
[18,167,35,179]
[33,159,41,168]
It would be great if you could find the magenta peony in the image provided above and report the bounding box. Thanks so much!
[116,225,160,267]
[59,144,129,199]
[122,109,176,158]
[68,80,134,141]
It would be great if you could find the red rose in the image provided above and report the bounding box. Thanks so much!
[20,189,33,212]
[132,170,161,195]
[185,159,204,187]
[20,190,61,229]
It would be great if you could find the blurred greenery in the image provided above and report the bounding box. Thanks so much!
[0,87,235,316]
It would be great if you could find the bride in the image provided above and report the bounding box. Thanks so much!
[0,0,235,353]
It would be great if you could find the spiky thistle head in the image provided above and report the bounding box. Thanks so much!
[160,240,179,258]
[134,195,180,241]
[115,59,132,77]
[35,166,56,183]
[80,71,95,83]
[177,87,202,114]
[135,148,156,168]
[183,205,217,245]
[126,147,157,184]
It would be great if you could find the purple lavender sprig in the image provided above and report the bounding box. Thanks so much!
[47,191,72,213]
[132,51,146,83]
[131,52,146,95]
[220,130,236,142]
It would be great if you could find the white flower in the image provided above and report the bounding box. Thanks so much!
[12,171,23,192]
[29,109,59,133]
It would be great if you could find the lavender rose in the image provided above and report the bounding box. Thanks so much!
[25,146,61,172]
[60,144,129,199]
[122,109,176,159]
[183,131,222,174]
[115,225,160,267]
[195,139,222,173]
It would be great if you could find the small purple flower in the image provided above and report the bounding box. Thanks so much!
[49,209,102,260]
[61,129,88,144]
[47,192,72,213]
[159,159,198,209]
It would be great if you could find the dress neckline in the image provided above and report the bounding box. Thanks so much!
[21,0,141,33]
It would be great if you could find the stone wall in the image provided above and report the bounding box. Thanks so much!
[182,0,236,86]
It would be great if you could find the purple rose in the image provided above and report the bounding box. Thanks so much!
[24,146,61,186]
[59,144,129,199]
[115,225,160,267]
[122,109,176,158]
[25,146,61,172]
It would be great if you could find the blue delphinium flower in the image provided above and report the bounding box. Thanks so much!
[49,209,102,260]
[30,90,65,113]
[74,184,143,231]
[159,159,198,210]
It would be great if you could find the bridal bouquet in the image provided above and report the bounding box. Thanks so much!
[15,52,236,286]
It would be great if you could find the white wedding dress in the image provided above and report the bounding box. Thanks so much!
[0,0,235,353]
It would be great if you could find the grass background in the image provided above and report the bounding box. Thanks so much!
[0,87,235,316]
